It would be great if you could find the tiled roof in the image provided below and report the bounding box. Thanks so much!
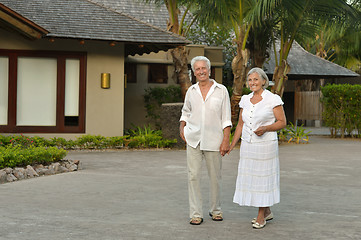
[264,41,359,78]
[90,0,170,30]
[0,0,189,55]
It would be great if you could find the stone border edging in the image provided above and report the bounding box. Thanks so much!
[0,160,82,184]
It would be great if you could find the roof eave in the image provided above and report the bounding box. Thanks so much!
[125,42,190,56]
[0,3,49,39]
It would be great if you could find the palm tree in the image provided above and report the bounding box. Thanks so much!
[298,1,361,72]
[144,0,199,99]
[261,0,358,97]
[197,0,265,123]
[145,1,273,123]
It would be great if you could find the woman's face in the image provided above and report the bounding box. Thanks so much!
[248,72,266,93]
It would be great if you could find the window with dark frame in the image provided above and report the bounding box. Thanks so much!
[148,63,168,83]
[0,49,86,133]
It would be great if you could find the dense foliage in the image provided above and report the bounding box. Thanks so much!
[125,125,177,148]
[1,129,177,151]
[0,127,177,168]
[0,146,67,169]
[321,84,361,138]
[144,85,183,128]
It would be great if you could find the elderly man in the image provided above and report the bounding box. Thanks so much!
[179,56,232,225]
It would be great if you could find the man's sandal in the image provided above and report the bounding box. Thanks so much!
[209,212,223,221]
[189,217,203,225]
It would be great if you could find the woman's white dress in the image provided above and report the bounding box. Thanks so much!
[233,90,283,207]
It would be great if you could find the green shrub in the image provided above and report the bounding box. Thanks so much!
[321,84,361,138]
[75,135,108,149]
[31,136,52,147]
[277,123,311,144]
[126,124,161,137]
[0,134,52,148]
[127,135,176,148]
[0,145,67,169]
[126,125,177,148]
[286,123,311,144]
[0,125,178,169]
[277,128,289,142]
[50,137,75,149]
[0,135,12,147]
[107,136,128,148]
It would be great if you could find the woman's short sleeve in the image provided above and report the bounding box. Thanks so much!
[272,94,284,108]
[239,95,246,109]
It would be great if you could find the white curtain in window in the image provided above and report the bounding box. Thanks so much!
[17,57,57,126]
[65,59,80,116]
[0,57,8,125]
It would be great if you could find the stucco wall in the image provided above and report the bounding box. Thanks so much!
[0,28,124,139]
[85,48,124,137]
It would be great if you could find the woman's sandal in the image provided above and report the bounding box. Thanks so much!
[189,217,203,225]
[252,221,266,229]
[251,212,273,224]
[209,212,223,221]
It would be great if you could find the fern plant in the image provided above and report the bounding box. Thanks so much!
[286,122,312,144]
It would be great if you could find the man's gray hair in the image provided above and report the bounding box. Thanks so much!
[247,67,269,89]
[190,56,211,72]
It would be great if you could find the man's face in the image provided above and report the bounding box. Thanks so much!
[193,61,210,83]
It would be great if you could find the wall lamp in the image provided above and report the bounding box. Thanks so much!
[101,73,110,89]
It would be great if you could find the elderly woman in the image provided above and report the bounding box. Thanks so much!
[228,67,286,229]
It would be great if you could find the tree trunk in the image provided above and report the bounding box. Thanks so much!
[165,1,180,33]
[230,47,250,125]
[271,60,291,97]
[170,46,191,99]
[252,48,267,68]
[163,2,190,99]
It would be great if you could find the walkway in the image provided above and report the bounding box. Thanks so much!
[0,136,360,239]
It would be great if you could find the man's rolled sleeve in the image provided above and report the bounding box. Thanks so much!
[221,88,232,129]
[180,115,188,122]
[180,91,191,123]
[222,120,232,130]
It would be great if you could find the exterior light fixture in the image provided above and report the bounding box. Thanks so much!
[101,73,110,89]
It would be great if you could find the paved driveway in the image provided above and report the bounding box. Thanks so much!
[0,136,360,240]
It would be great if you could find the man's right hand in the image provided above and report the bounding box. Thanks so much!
[179,121,186,143]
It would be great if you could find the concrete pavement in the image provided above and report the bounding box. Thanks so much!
[0,136,360,240]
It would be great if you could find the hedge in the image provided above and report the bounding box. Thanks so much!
[0,146,67,169]
[321,84,361,138]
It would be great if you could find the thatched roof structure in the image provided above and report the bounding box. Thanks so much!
[263,41,359,80]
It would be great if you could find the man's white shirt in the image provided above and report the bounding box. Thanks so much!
[180,79,232,151]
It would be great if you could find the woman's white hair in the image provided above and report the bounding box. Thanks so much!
[247,67,269,89]
[190,56,211,72]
